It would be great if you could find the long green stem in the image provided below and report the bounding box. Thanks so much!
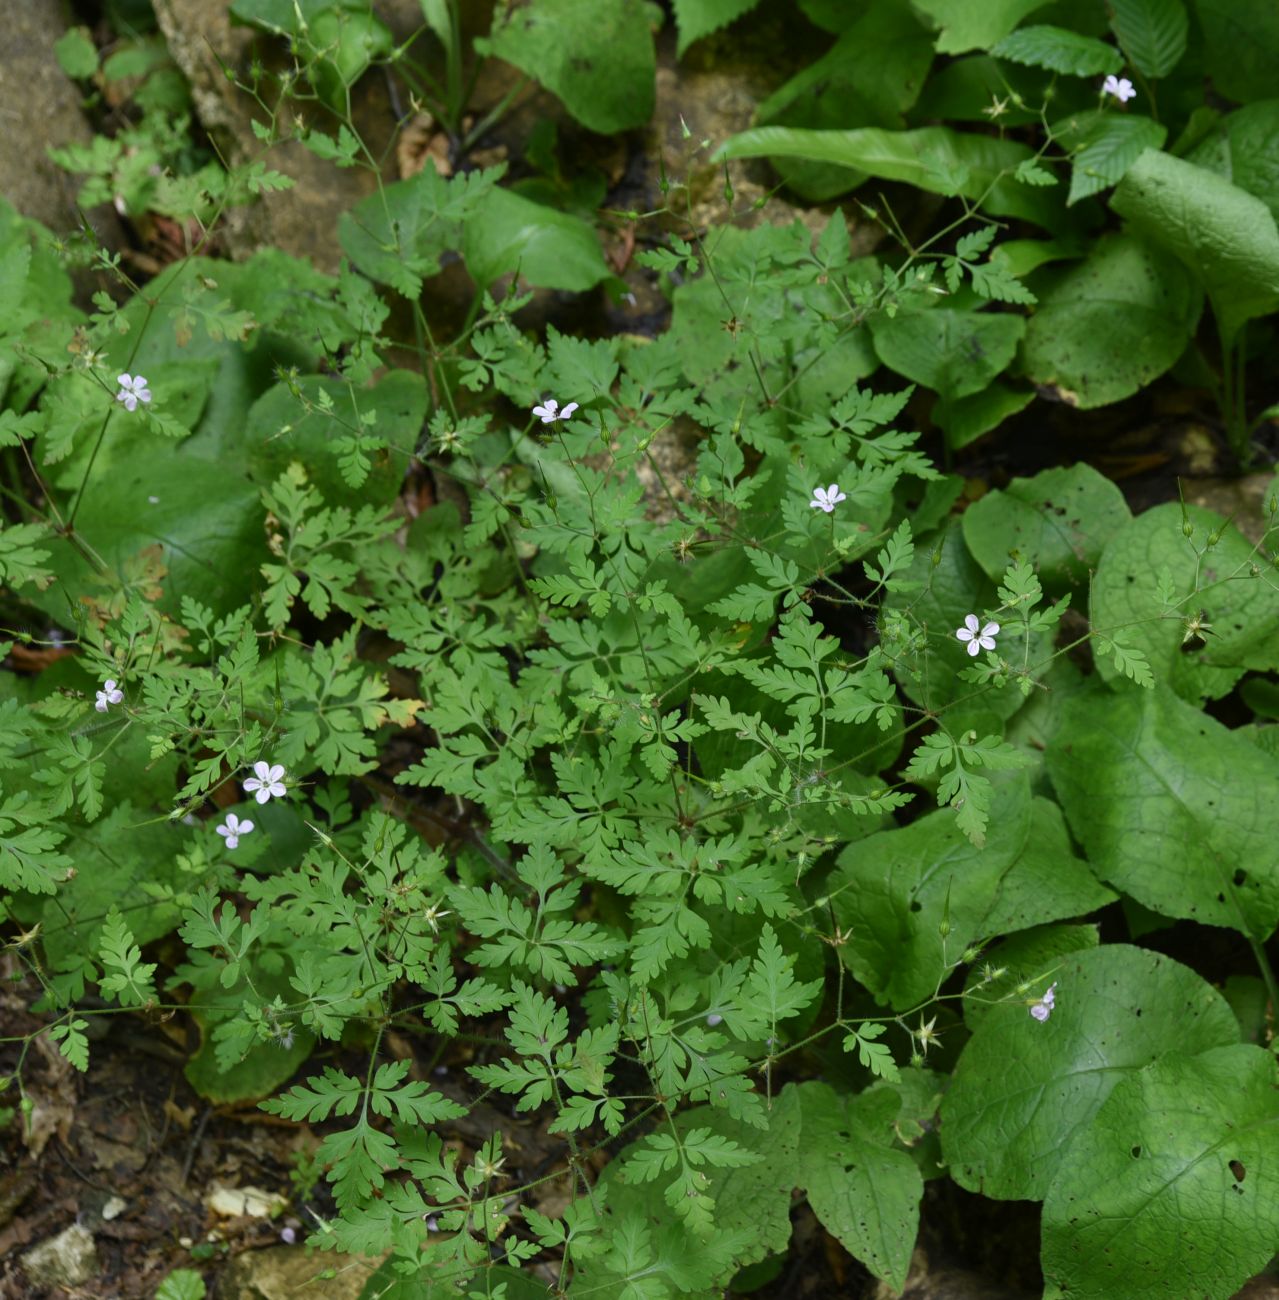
[1250,935,1279,1025]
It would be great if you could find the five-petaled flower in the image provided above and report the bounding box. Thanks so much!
[809,484,847,514]
[532,397,578,424]
[955,613,1000,656]
[216,812,255,850]
[115,373,152,411]
[1029,983,1057,1022]
[1102,74,1136,103]
[94,679,123,712]
[243,761,287,804]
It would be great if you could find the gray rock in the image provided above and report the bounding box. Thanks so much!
[20,1222,100,1290]
[153,0,409,272]
[218,1245,383,1300]
[0,0,122,245]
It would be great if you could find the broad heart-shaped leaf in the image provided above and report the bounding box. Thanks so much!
[479,0,655,133]
[185,960,315,1104]
[1064,113,1167,205]
[962,923,1101,1032]
[991,25,1123,75]
[797,1083,922,1292]
[672,0,761,55]
[1090,502,1279,702]
[13,805,185,970]
[1190,0,1279,105]
[829,777,1033,1011]
[979,797,1117,935]
[941,944,1239,1200]
[962,463,1132,594]
[1047,684,1279,937]
[882,523,1049,723]
[941,381,1034,451]
[40,452,267,620]
[1189,101,1279,224]
[1111,149,1279,347]
[337,166,502,298]
[1020,232,1201,407]
[463,186,611,293]
[869,307,1024,407]
[830,778,1112,1011]
[239,370,425,507]
[713,127,1064,228]
[753,2,935,201]
[912,0,1055,53]
[1108,0,1188,78]
[579,1082,919,1293]
[1041,1045,1279,1300]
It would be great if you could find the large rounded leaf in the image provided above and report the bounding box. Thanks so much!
[714,126,1065,227]
[962,463,1132,593]
[882,523,1050,722]
[464,187,611,293]
[240,370,425,506]
[832,780,1113,1013]
[941,944,1238,1200]
[480,0,655,134]
[1090,502,1279,702]
[42,453,266,619]
[1189,100,1279,223]
[1041,1045,1279,1300]
[1046,684,1279,937]
[1111,149,1279,347]
[1020,233,1201,407]
[870,307,1024,403]
[1190,0,1279,105]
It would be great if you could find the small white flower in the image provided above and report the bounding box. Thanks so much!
[279,1226,297,1245]
[115,373,152,411]
[243,760,287,804]
[809,483,847,514]
[706,1012,723,1027]
[1102,74,1136,104]
[1029,983,1057,1022]
[215,811,255,850]
[94,679,123,712]
[955,613,1000,656]
[532,397,579,424]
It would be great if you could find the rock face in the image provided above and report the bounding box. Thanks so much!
[152,0,420,272]
[218,1245,382,1300]
[0,0,122,244]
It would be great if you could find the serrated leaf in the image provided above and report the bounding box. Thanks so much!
[1110,0,1188,78]
[672,0,762,54]
[992,25,1124,75]
[1067,114,1167,204]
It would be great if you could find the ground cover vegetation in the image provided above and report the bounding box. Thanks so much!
[3,0,1279,1295]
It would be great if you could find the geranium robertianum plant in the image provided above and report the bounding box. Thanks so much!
[4,2,1279,1297]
